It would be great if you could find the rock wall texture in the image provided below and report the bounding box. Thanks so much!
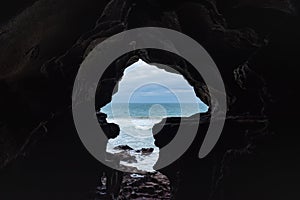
[0,0,299,199]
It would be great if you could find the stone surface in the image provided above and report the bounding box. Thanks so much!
[0,0,299,200]
[118,172,171,200]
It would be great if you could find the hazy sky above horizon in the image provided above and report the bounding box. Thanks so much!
[109,59,207,104]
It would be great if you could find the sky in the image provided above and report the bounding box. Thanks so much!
[109,59,206,104]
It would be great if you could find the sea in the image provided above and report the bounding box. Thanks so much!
[100,102,208,171]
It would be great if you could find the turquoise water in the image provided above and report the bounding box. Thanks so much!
[100,102,208,149]
[101,102,208,118]
[100,102,208,171]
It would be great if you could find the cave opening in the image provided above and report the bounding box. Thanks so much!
[99,59,208,172]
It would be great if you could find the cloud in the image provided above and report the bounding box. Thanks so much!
[110,59,205,104]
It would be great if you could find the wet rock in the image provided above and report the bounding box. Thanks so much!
[118,172,171,199]
[114,145,134,151]
[136,148,154,155]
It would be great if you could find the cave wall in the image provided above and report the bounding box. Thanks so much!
[0,0,299,199]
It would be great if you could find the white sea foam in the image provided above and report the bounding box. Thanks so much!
[102,103,208,172]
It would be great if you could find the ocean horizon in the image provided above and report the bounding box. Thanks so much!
[100,102,208,171]
[101,102,208,118]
